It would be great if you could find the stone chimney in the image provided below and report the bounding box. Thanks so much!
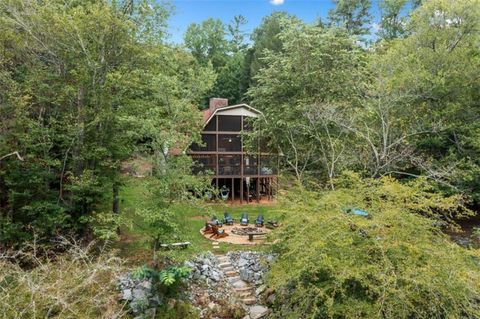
[209,98,229,112]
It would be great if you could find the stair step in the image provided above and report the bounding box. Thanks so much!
[234,286,254,292]
[221,266,234,272]
[218,262,231,268]
[225,270,238,277]
[228,276,241,283]
[242,297,256,305]
[216,257,228,262]
[237,291,253,298]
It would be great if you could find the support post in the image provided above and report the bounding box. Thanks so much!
[240,177,243,204]
[232,177,235,203]
[256,178,260,203]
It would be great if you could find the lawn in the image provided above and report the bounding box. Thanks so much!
[114,177,284,264]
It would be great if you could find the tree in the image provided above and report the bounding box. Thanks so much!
[328,0,373,36]
[248,21,369,184]
[228,15,248,52]
[378,0,409,40]
[0,0,214,247]
[249,12,300,81]
[184,18,229,69]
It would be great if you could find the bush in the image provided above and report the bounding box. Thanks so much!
[0,239,126,318]
[267,175,480,318]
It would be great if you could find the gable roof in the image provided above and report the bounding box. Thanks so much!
[202,103,263,127]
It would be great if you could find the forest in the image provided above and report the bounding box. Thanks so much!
[1,0,480,318]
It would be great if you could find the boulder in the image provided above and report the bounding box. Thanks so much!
[249,305,268,319]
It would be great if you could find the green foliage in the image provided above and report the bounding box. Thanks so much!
[328,0,372,36]
[268,177,480,318]
[0,0,213,247]
[159,266,191,287]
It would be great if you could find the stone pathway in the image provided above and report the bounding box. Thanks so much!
[215,254,257,306]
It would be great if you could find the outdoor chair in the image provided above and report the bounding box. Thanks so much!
[266,220,278,229]
[240,212,249,226]
[255,214,264,227]
[211,216,223,227]
[223,212,234,225]
[210,225,228,238]
[203,222,214,234]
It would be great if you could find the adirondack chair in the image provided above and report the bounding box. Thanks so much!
[255,214,264,227]
[240,212,249,226]
[211,216,223,227]
[203,222,214,234]
[223,212,234,225]
[266,220,278,229]
[210,225,228,238]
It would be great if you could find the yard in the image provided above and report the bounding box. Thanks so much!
[115,177,284,264]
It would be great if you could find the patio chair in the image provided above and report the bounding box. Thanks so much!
[266,220,278,229]
[211,216,223,227]
[203,222,214,234]
[240,212,249,226]
[255,214,264,227]
[223,212,234,225]
[210,225,228,238]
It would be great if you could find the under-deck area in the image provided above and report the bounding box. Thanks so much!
[213,176,278,204]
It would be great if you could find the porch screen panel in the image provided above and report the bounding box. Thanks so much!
[218,115,241,132]
[218,155,241,175]
[218,134,241,152]
[190,134,216,151]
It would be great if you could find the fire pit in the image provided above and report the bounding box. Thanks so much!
[232,227,266,236]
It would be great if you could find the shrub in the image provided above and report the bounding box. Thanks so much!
[0,239,126,318]
[267,176,480,318]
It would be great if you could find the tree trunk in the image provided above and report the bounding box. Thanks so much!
[112,181,120,215]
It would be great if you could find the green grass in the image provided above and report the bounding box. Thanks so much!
[114,177,284,264]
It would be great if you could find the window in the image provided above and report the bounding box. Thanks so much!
[204,116,216,131]
[218,115,242,132]
[192,154,216,174]
[218,134,241,152]
[190,134,216,151]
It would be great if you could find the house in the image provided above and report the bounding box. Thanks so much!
[188,98,278,203]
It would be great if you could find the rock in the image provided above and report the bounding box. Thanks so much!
[121,289,133,301]
[208,302,217,310]
[249,305,268,319]
[242,315,251,319]
[255,285,266,296]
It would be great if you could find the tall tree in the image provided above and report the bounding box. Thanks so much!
[228,15,248,52]
[184,18,229,69]
[328,0,373,36]
[378,0,409,40]
[249,12,300,81]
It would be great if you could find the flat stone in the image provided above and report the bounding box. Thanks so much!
[255,285,266,296]
[242,315,251,319]
[121,289,133,301]
[249,305,268,319]
[232,279,248,289]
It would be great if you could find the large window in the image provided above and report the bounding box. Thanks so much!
[217,134,241,152]
[218,115,242,132]
[190,134,216,152]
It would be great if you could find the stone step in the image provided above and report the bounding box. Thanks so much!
[242,297,257,305]
[218,262,231,268]
[236,290,254,298]
[221,266,234,272]
[225,270,238,277]
[234,286,254,292]
[228,276,241,283]
[216,257,228,263]
[231,279,248,289]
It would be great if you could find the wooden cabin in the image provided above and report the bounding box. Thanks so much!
[188,98,278,203]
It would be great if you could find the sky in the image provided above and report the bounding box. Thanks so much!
[167,0,355,43]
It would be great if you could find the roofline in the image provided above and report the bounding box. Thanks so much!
[204,103,264,126]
